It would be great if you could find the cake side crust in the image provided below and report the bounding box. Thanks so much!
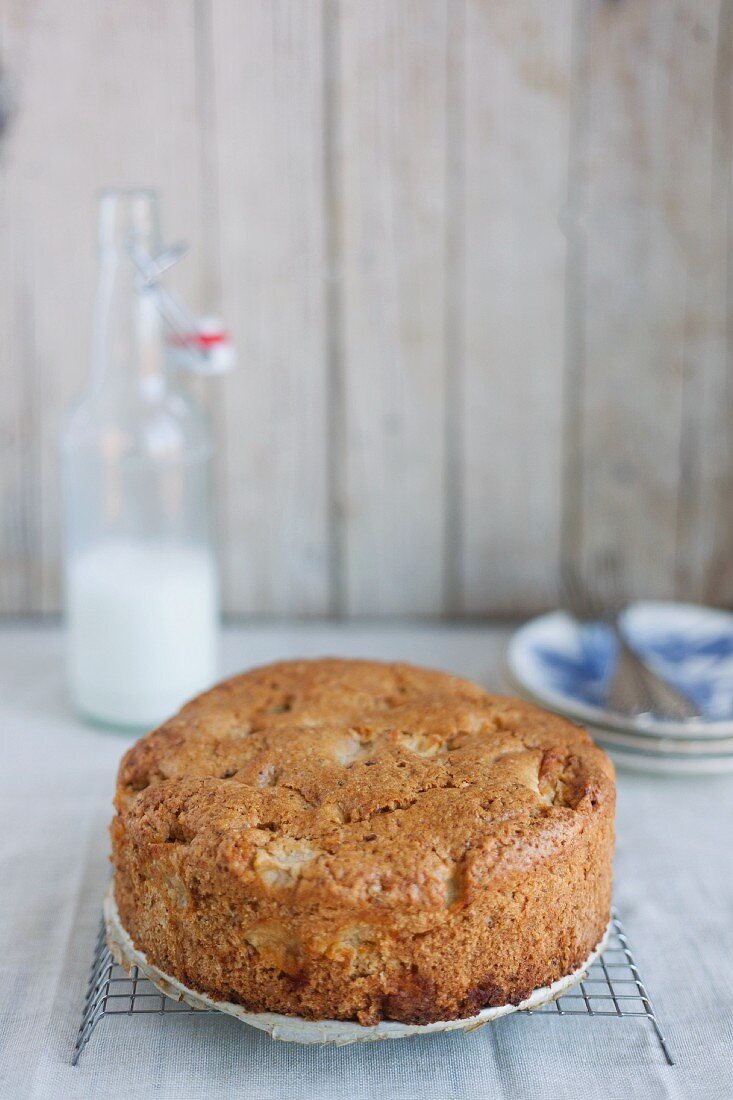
[104,885,613,1043]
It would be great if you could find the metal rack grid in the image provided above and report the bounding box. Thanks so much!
[72,907,674,1066]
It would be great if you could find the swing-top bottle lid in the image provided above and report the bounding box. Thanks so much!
[166,316,235,375]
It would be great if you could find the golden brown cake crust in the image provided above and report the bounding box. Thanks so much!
[111,658,615,1026]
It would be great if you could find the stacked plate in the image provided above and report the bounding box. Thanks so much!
[507,601,733,775]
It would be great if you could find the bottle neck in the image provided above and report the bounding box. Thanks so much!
[92,191,167,399]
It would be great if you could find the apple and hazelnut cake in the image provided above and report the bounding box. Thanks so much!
[111,658,615,1026]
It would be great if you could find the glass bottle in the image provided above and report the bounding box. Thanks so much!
[61,189,219,730]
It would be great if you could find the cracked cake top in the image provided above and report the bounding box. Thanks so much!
[115,658,614,916]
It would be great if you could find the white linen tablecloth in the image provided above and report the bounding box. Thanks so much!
[1,623,731,1100]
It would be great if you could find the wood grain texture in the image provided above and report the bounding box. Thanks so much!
[0,0,732,618]
[569,0,733,604]
[0,0,40,613]
[211,0,330,616]
[0,172,41,612]
[335,0,449,615]
[694,0,733,605]
[459,0,573,615]
[0,0,204,612]
[670,0,733,605]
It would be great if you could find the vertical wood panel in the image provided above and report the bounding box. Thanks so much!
[572,0,730,601]
[211,0,330,616]
[336,0,449,615]
[460,1,573,614]
[0,98,40,612]
[0,0,204,612]
[0,0,732,619]
[691,0,733,605]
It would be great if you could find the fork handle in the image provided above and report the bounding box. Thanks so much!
[606,629,700,720]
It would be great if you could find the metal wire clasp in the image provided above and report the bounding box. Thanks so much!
[128,240,235,376]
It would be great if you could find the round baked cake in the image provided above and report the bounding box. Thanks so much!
[111,658,615,1026]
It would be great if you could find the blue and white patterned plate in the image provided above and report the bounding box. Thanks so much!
[507,601,733,740]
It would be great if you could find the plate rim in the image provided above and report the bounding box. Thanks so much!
[591,741,733,775]
[506,665,733,755]
[506,603,733,739]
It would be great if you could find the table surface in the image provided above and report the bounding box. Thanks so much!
[1,623,731,1100]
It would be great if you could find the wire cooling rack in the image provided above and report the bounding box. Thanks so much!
[72,907,673,1066]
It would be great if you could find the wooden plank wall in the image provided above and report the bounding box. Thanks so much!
[0,0,731,618]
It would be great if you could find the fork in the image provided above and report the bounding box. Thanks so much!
[560,558,701,721]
